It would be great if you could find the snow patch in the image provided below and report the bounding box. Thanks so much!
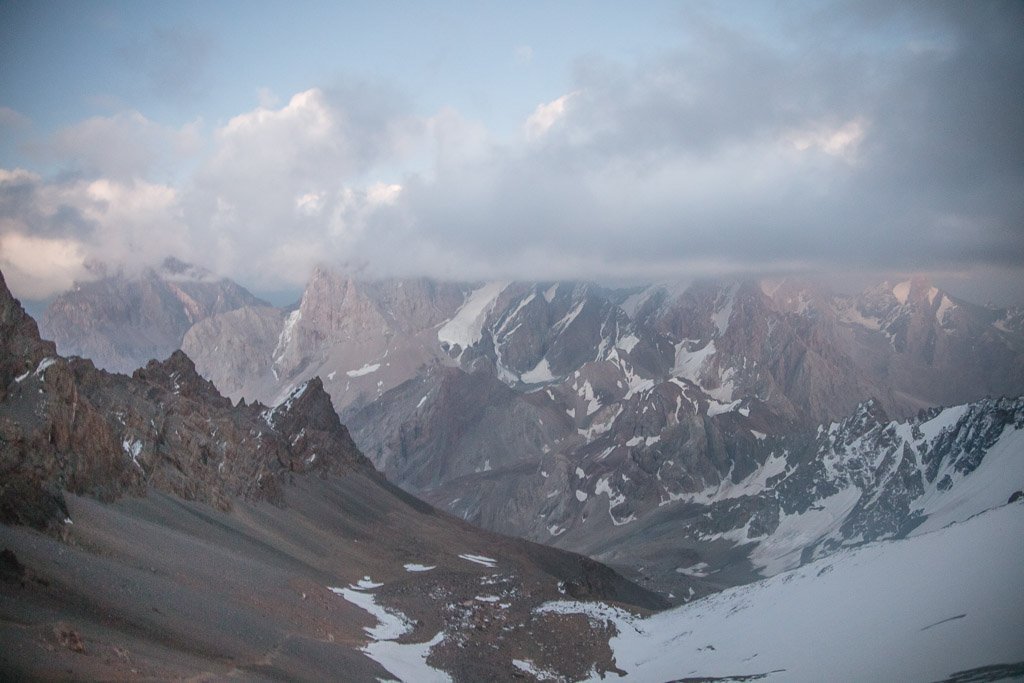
[521,357,556,384]
[675,562,710,577]
[707,398,743,417]
[354,576,384,589]
[554,299,586,331]
[595,476,635,526]
[661,454,788,508]
[458,553,497,568]
[329,585,409,640]
[32,357,58,378]
[835,300,882,330]
[673,340,716,384]
[329,578,451,681]
[936,294,957,325]
[911,423,1024,535]
[404,563,435,572]
[437,282,508,349]
[616,334,640,353]
[347,362,381,377]
[578,380,601,415]
[273,309,301,362]
[892,280,911,304]
[512,658,562,680]
[122,438,143,469]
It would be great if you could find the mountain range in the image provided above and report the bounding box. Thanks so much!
[38,265,1024,600]
[5,263,1024,679]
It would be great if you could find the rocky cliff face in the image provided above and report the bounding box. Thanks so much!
[39,258,266,374]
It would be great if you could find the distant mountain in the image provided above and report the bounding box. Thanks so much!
[39,257,267,374]
[183,267,466,410]
[184,270,1024,421]
[0,268,665,680]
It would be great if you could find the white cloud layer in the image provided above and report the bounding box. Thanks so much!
[1,3,1021,300]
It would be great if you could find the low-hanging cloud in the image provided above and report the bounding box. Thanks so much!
[1,1,1022,299]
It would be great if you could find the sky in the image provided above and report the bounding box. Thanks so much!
[1,0,1022,304]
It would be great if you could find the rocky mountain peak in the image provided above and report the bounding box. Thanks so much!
[0,269,57,400]
[259,377,373,474]
[819,398,891,447]
[158,256,213,281]
[132,350,233,410]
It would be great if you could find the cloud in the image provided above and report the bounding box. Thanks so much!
[47,111,202,180]
[176,84,422,287]
[787,118,867,162]
[380,1,1024,281]
[0,169,189,297]
[2,2,1022,299]
[0,232,88,299]
[524,92,578,141]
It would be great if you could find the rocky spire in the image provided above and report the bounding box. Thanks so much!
[0,269,57,401]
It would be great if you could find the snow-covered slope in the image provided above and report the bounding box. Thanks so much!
[551,501,1024,682]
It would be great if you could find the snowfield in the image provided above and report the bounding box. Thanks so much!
[553,502,1024,682]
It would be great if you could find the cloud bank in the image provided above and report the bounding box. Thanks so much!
[1,2,1022,299]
